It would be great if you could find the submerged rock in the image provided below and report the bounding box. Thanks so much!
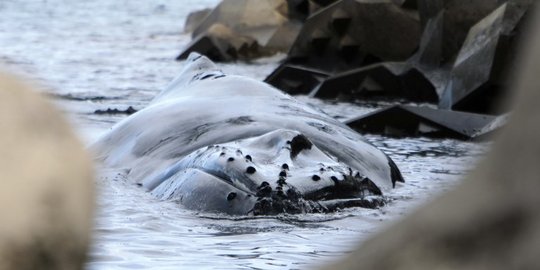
[345,105,502,140]
[94,106,137,115]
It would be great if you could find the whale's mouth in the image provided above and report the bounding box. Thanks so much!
[147,129,386,215]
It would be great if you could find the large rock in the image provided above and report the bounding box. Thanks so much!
[178,0,304,61]
[177,24,261,61]
[286,0,422,72]
[321,5,540,269]
[0,72,94,269]
[312,62,438,102]
[413,10,444,67]
[439,2,531,114]
[264,64,330,94]
[345,105,501,140]
[420,0,502,63]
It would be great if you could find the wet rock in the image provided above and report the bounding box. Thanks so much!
[422,0,501,63]
[286,0,422,72]
[345,105,501,140]
[439,2,531,114]
[413,11,444,67]
[0,73,94,269]
[94,106,137,115]
[312,62,438,103]
[178,0,304,61]
[264,64,329,94]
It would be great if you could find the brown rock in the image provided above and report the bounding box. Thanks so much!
[179,0,304,61]
[0,72,94,270]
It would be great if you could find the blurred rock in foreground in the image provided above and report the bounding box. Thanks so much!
[0,72,94,270]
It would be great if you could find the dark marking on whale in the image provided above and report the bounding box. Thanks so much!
[226,116,254,125]
[227,192,237,201]
[246,166,256,174]
[290,134,313,158]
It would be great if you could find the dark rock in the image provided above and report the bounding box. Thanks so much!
[418,0,508,64]
[286,0,422,72]
[312,62,438,102]
[414,11,444,67]
[392,0,418,10]
[439,2,531,114]
[345,105,502,140]
[264,64,329,94]
[94,106,137,115]
[417,0,444,27]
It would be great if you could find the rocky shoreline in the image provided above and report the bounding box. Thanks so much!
[180,0,534,140]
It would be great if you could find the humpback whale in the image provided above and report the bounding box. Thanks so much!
[92,53,404,215]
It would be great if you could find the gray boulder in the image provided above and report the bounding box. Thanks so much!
[286,0,422,72]
[439,2,531,114]
[320,5,540,269]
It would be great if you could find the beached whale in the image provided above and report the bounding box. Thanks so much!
[92,53,404,215]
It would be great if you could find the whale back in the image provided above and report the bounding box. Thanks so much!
[92,54,403,192]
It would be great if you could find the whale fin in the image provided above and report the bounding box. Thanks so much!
[152,53,225,103]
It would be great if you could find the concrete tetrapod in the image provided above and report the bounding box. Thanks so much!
[321,5,540,270]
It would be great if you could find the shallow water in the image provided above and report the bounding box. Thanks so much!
[0,1,489,269]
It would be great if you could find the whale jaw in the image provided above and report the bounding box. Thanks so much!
[147,129,386,215]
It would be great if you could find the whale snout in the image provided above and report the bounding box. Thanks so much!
[147,129,386,215]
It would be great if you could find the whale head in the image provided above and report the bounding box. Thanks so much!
[93,52,403,216]
[145,129,385,215]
